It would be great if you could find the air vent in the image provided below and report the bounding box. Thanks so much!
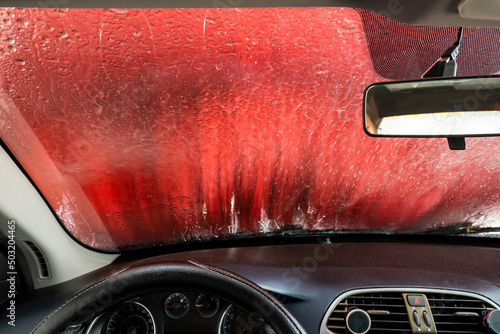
[427,292,496,334]
[23,241,50,279]
[322,289,500,334]
[326,292,411,333]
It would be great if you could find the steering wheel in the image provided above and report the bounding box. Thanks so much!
[30,259,306,334]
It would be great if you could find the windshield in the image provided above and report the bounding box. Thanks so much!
[1,7,500,251]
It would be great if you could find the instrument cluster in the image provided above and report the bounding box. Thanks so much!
[85,291,274,334]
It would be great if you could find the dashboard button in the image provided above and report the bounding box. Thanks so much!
[413,311,421,327]
[423,311,431,327]
[407,295,426,307]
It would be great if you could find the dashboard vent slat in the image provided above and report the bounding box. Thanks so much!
[324,290,498,334]
[23,240,50,279]
[326,292,411,333]
[427,292,494,334]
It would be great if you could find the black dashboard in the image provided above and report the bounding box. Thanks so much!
[3,238,500,334]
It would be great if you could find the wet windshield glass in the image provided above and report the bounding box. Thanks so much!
[1,7,500,251]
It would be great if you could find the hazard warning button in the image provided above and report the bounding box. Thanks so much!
[407,295,426,307]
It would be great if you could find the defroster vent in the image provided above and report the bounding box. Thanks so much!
[23,240,50,279]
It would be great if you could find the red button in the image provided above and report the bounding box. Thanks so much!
[407,295,426,307]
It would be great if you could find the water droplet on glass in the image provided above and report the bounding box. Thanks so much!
[16,18,28,27]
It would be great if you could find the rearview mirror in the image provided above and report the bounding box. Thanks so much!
[364,76,500,137]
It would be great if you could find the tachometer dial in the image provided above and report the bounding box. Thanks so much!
[106,301,155,334]
[195,294,220,318]
[165,293,190,319]
[220,305,275,334]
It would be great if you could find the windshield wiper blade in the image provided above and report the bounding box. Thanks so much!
[419,222,500,235]
[271,225,392,236]
[218,226,391,240]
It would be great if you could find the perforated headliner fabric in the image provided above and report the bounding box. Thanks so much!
[358,9,500,79]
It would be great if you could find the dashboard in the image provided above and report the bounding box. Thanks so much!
[3,238,500,334]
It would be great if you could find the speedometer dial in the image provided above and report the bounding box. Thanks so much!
[220,305,275,334]
[195,293,219,318]
[165,293,190,319]
[106,301,156,334]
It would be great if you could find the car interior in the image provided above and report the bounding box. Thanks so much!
[1,1,500,334]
